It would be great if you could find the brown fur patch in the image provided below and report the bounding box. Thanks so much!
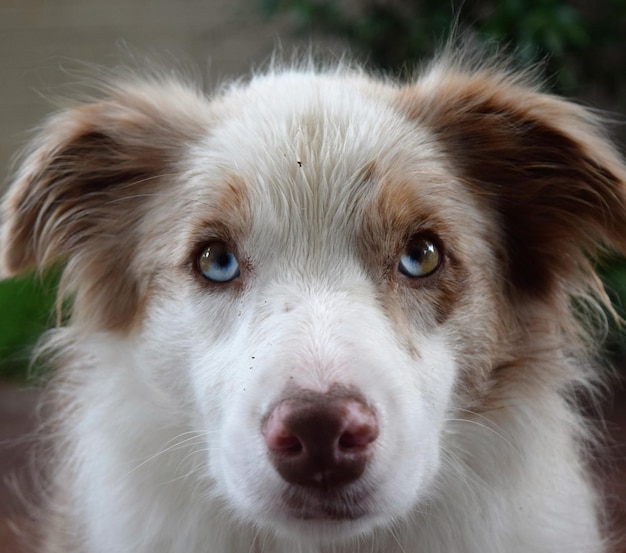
[177,172,254,290]
[394,65,626,415]
[359,169,471,345]
[0,80,209,331]
[185,173,253,246]
[396,69,626,302]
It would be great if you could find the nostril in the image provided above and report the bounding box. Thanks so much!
[338,401,379,452]
[338,427,376,451]
[273,435,302,454]
[262,404,304,454]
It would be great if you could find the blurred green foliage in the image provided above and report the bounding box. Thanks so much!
[602,257,626,358]
[262,0,626,112]
[0,271,59,381]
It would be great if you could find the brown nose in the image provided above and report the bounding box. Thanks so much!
[262,390,378,489]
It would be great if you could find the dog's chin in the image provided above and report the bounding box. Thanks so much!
[261,486,385,543]
[268,512,379,544]
[283,496,369,522]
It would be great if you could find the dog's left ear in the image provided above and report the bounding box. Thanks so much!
[399,63,626,297]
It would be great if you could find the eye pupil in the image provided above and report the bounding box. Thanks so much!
[216,253,231,268]
[198,242,240,282]
[398,237,441,278]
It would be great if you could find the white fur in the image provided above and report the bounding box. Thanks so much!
[2,54,622,553]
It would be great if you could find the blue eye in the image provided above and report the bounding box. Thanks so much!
[197,241,240,282]
[398,236,441,278]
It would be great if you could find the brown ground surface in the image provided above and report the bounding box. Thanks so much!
[0,384,40,553]
[1,381,625,552]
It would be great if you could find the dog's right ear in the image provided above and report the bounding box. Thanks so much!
[0,79,208,329]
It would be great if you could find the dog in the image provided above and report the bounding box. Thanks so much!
[1,47,625,553]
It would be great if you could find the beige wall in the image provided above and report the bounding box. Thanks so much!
[0,0,336,188]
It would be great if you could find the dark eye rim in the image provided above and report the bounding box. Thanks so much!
[192,239,243,285]
[397,233,445,280]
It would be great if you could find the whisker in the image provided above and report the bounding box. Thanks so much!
[444,416,518,452]
[118,431,207,482]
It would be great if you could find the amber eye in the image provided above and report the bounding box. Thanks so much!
[197,241,240,282]
[398,236,441,278]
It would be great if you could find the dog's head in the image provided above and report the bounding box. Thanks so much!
[2,56,626,543]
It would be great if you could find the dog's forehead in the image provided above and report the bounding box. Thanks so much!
[185,72,455,234]
[208,71,436,176]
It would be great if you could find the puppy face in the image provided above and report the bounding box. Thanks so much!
[132,73,494,539]
[2,58,626,545]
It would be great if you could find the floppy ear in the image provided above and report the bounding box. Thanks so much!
[398,60,626,299]
[0,79,207,329]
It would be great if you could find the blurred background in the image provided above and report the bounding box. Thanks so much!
[0,0,625,551]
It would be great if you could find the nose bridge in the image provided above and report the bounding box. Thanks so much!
[285,279,373,340]
[257,278,381,390]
